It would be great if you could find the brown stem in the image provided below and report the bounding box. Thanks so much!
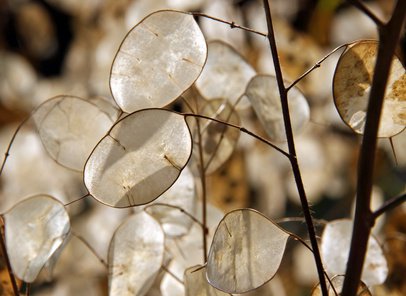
[161,265,184,285]
[262,1,328,295]
[144,203,206,231]
[63,193,90,207]
[0,116,29,177]
[342,2,406,295]
[388,137,398,166]
[286,43,350,92]
[190,12,267,37]
[195,115,208,263]
[183,113,290,158]
[373,193,406,219]
[346,0,384,26]
[71,232,108,268]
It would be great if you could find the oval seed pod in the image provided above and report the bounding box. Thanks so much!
[321,219,388,286]
[110,10,207,113]
[108,212,164,296]
[146,166,196,237]
[84,108,192,208]
[206,209,289,294]
[32,95,118,171]
[4,195,70,282]
[195,40,256,109]
[245,74,310,142]
[333,40,405,137]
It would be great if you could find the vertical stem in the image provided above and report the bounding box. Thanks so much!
[190,91,209,263]
[342,2,406,296]
[388,137,398,166]
[196,119,208,262]
[262,1,328,295]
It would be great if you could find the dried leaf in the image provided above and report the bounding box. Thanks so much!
[110,10,207,113]
[195,40,255,109]
[84,109,192,207]
[333,40,405,137]
[321,219,388,286]
[108,212,164,296]
[4,195,70,282]
[245,75,310,142]
[206,209,289,293]
[32,95,117,171]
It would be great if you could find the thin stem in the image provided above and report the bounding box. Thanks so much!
[346,0,384,26]
[372,193,406,219]
[286,43,350,92]
[161,265,184,285]
[0,116,30,177]
[0,215,20,296]
[71,232,108,268]
[276,216,328,226]
[144,203,206,231]
[388,137,398,166]
[191,12,267,38]
[64,193,90,207]
[262,1,328,295]
[183,113,290,158]
[195,117,208,263]
[26,282,30,296]
[342,2,406,295]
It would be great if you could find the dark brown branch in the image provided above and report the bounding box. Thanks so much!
[191,12,267,37]
[346,0,384,26]
[262,1,328,295]
[342,2,406,295]
[373,193,406,220]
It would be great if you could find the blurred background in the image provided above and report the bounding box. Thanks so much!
[0,0,405,295]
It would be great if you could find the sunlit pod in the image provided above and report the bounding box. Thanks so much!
[108,212,164,296]
[32,95,118,171]
[333,40,405,137]
[321,219,388,286]
[84,109,192,207]
[146,166,196,237]
[4,195,70,282]
[206,209,289,293]
[195,40,255,109]
[110,10,207,113]
[245,75,310,142]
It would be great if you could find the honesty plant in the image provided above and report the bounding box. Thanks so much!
[0,2,405,296]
